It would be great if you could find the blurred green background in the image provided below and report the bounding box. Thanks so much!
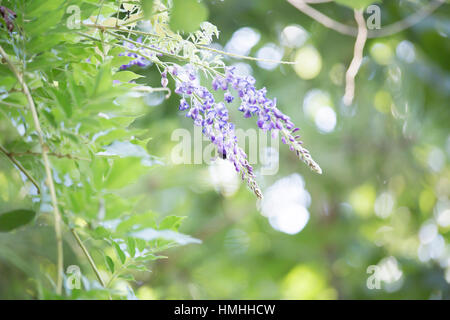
[1,0,450,299]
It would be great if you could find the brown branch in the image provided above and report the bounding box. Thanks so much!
[304,0,333,3]
[10,150,90,161]
[0,144,41,194]
[343,9,367,106]
[287,0,356,36]
[0,45,64,294]
[368,0,445,38]
[287,0,445,38]
[288,0,444,105]
[70,228,107,288]
[0,101,25,109]
[82,23,296,65]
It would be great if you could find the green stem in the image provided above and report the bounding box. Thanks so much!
[79,30,224,79]
[9,150,90,161]
[0,45,64,295]
[95,0,105,26]
[70,229,106,288]
[82,23,296,65]
[0,101,25,109]
[105,259,131,289]
[0,144,41,194]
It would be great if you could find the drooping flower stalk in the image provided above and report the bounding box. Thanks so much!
[170,65,263,199]
[212,66,322,174]
[119,36,161,69]
[118,36,321,199]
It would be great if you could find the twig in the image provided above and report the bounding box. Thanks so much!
[0,45,64,295]
[105,29,186,60]
[121,14,143,26]
[0,101,25,109]
[343,9,367,106]
[303,0,332,3]
[288,0,443,105]
[105,258,133,289]
[70,229,106,288]
[82,23,296,65]
[196,44,296,65]
[0,144,41,194]
[132,85,171,98]
[369,0,445,38]
[287,0,445,38]
[95,0,105,26]
[287,0,356,36]
[10,150,90,161]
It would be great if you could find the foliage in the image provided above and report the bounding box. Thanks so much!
[0,0,449,300]
[0,0,218,299]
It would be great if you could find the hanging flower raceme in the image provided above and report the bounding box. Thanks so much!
[119,37,161,69]
[211,67,322,174]
[116,36,321,198]
[171,65,263,199]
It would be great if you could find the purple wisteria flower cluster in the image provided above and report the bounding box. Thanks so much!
[170,65,263,199]
[117,38,321,198]
[210,66,322,174]
[119,37,161,69]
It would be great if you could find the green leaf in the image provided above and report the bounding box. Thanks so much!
[135,253,167,262]
[113,241,126,264]
[141,0,154,20]
[170,0,208,33]
[135,238,147,252]
[91,64,113,97]
[111,55,135,69]
[127,237,136,258]
[116,211,157,233]
[119,274,136,282]
[159,215,185,231]
[104,157,150,190]
[105,255,115,273]
[91,226,111,240]
[127,264,150,272]
[112,71,143,83]
[48,86,73,118]
[334,0,379,9]
[26,0,65,17]
[0,209,36,232]
[90,157,109,190]
[130,228,202,245]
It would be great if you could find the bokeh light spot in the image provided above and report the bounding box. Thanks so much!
[370,42,393,65]
[294,45,322,79]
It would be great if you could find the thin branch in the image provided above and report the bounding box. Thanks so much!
[114,1,121,28]
[10,150,90,161]
[196,44,296,65]
[132,85,171,98]
[78,30,222,80]
[105,259,132,289]
[121,13,144,26]
[287,0,445,38]
[82,23,296,65]
[0,144,41,194]
[70,229,106,288]
[303,0,332,3]
[95,0,105,26]
[0,45,64,295]
[288,0,443,105]
[343,9,367,106]
[287,0,356,36]
[0,101,25,109]
[105,29,186,60]
[369,0,445,38]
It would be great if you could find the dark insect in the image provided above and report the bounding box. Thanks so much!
[218,149,227,160]
[0,6,17,33]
